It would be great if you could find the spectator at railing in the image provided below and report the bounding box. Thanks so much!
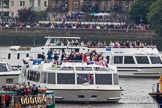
[0,16,151,30]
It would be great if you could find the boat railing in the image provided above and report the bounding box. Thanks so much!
[32,58,109,67]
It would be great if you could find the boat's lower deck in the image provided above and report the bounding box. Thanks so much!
[49,89,122,103]
[118,67,162,78]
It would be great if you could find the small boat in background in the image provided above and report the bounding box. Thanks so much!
[0,61,21,86]
[149,74,162,108]
[0,89,55,108]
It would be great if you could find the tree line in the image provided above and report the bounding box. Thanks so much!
[129,0,162,36]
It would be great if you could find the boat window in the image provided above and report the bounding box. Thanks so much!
[75,48,79,53]
[17,53,20,59]
[6,78,13,84]
[8,53,11,59]
[150,56,162,64]
[114,56,123,64]
[77,74,94,84]
[35,72,40,82]
[48,73,55,84]
[27,71,38,81]
[106,56,109,64]
[59,67,74,71]
[33,71,36,81]
[124,56,135,64]
[75,67,93,71]
[113,74,119,85]
[95,74,112,85]
[94,67,108,71]
[57,73,75,84]
[7,63,12,71]
[40,72,47,83]
[0,63,8,72]
[26,53,29,57]
[135,56,149,64]
[27,70,33,80]
[64,49,72,54]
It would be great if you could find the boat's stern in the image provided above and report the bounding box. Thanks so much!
[149,92,162,108]
[149,75,162,108]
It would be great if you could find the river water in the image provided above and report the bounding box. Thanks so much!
[56,78,158,108]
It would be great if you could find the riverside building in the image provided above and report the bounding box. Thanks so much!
[0,0,135,20]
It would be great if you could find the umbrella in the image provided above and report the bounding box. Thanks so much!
[94,12,110,17]
[90,13,97,16]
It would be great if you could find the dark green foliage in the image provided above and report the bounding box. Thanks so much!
[147,0,162,36]
[18,8,47,22]
[18,8,34,22]
[129,0,156,24]
[129,0,162,36]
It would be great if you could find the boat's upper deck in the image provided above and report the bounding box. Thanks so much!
[29,60,117,74]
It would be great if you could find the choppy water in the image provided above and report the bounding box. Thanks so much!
[56,78,158,108]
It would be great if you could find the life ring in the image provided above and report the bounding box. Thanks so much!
[38,88,47,91]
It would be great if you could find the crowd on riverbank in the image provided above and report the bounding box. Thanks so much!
[0,21,150,31]
[0,15,150,31]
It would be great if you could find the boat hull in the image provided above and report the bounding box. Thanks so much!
[149,93,162,108]
[118,67,162,78]
[0,75,19,86]
[48,89,122,103]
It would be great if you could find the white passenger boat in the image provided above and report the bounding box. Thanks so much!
[1,36,162,77]
[0,37,87,69]
[94,46,162,77]
[19,60,122,103]
[0,61,21,86]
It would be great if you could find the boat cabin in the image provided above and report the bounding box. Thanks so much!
[0,62,21,86]
[100,47,162,66]
[26,62,119,86]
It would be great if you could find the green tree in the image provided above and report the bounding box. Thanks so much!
[147,0,162,36]
[129,0,155,24]
[18,8,34,22]
[33,11,47,18]
[33,11,47,21]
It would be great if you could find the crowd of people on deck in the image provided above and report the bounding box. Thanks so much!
[43,48,105,64]
[46,39,156,48]
[0,83,40,107]
[39,39,156,64]
[0,83,39,96]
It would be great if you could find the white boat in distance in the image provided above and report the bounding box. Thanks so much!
[19,60,122,103]
[0,61,21,86]
[0,36,162,77]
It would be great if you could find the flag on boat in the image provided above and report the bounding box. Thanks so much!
[87,61,108,67]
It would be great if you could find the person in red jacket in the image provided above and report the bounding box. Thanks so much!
[83,53,87,62]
